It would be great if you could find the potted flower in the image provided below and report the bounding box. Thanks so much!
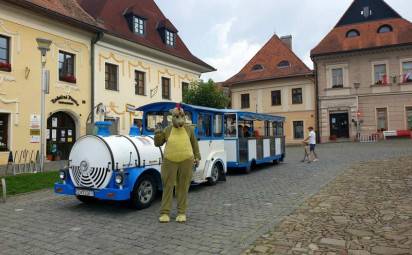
[0,61,11,72]
[60,74,77,83]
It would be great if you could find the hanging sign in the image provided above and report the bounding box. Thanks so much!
[126,104,136,113]
[51,95,79,106]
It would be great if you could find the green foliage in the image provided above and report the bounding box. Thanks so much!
[182,79,230,109]
[0,171,58,196]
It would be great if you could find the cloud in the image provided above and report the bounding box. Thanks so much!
[201,19,262,82]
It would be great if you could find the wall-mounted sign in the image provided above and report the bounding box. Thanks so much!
[51,95,79,106]
[30,114,41,143]
[126,104,136,113]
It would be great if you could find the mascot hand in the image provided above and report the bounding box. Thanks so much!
[194,159,200,168]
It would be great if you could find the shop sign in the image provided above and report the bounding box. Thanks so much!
[126,104,136,113]
[30,114,40,143]
[51,95,79,106]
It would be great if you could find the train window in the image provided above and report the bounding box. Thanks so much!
[146,112,171,132]
[197,113,212,137]
[224,114,237,138]
[213,114,223,137]
[277,122,284,136]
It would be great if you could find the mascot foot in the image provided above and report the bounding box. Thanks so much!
[175,214,187,223]
[159,214,170,223]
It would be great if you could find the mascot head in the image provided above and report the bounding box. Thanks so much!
[170,103,185,128]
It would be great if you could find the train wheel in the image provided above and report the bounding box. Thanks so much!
[130,175,157,210]
[76,195,97,204]
[207,164,220,186]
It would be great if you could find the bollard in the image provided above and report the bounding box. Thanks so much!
[1,178,6,202]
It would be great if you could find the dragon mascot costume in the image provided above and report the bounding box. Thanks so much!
[154,104,200,223]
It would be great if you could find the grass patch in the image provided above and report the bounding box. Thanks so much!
[0,171,59,196]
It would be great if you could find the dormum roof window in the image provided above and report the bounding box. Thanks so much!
[133,16,145,35]
[277,60,290,69]
[165,30,175,47]
[157,19,178,47]
[252,64,264,71]
[378,24,393,34]
[346,29,360,38]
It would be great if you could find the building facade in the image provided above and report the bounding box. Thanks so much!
[0,0,101,163]
[224,35,315,144]
[78,0,214,135]
[311,0,412,143]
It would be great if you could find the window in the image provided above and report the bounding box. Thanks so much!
[293,121,304,139]
[182,82,189,99]
[59,51,76,83]
[224,114,237,138]
[378,25,393,34]
[292,88,303,104]
[407,107,412,130]
[213,114,223,137]
[162,77,171,99]
[346,29,360,38]
[252,64,263,71]
[374,64,388,85]
[105,63,118,91]
[165,30,175,47]
[0,35,11,72]
[146,112,171,132]
[402,61,412,83]
[376,108,388,132]
[197,113,211,137]
[133,16,145,35]
[0,113,9,151]
[241,94,250,109]
[135,71,145,95]
[271,90,281,106]
[332,68,344,88]
[277,60,290,68]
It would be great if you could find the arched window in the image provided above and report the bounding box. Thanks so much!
[251,64,264,71]
[346,29,360,38]
[277,60,290,68]
[378,25,393,33]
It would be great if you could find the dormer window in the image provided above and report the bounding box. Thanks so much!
[378,25,393,34]
[277,60,290,69]
[165,30,175,47]
[346,29,360,38]
[133,16,145,35]
[252,64,264,71]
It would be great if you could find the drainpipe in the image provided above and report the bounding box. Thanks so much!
[314,61,321,144]
[91,32,103,124]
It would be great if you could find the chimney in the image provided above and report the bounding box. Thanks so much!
[280,35,292,50]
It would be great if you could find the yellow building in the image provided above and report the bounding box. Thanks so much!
[78,0,215,135]
[0,0,101,163]
[224,35,316,144]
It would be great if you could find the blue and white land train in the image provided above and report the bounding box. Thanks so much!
[55,102,285,209]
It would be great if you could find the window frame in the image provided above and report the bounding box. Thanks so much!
[373,62,388,85]
[0,113,9,151]
[291,88,303,105]
[165,30,175,47]
[135,70,145,96]
[241,93,250,109]
[58,50,76,84]
[406,107,412,131]
[331,68,344,88]
[377,25,393,34]
[133,16,145,35]
[197,113,212,138]
[346,29,360,38]
[277,60,290,69]
[251,64,264,71]
[376,107,388,132]
[213,114,224,137]
[292,120,304,139]
[271,90,282,106]
[401,59,412,84]
[105,63,119,91]
[161,77,171,99]
[0,35,11,72]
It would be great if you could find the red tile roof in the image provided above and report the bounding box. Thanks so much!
[311,18,412,57]
[224,35,312,86]
[6,0,103,30]
[76,0,214,72]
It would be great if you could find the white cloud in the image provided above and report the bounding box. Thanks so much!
[200,19,262,82]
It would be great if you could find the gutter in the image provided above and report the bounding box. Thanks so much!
[314,62,321,144]
[91,32,104,123]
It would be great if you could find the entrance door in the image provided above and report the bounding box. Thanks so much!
[47,112,76,160]
[330,113,349,138]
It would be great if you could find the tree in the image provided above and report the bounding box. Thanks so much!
[183,79,230,109]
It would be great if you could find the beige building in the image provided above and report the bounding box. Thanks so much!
[78,0,214,135]
[311,0,412,143]
[224,35,315,144]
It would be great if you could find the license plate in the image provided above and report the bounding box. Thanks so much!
[75,189,94,197]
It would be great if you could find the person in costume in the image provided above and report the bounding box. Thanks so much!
[154,104,200,223]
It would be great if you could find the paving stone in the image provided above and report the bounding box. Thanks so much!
[371,246,411,255]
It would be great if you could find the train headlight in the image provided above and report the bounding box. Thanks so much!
[59,170,66,180]
[115,174,124,185]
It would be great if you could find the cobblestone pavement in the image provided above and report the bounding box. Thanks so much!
[244,156,412,255]
[0,140,411,255]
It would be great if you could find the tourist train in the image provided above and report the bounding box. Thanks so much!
[54,102,285,209]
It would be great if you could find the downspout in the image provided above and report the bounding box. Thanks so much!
[91,32,104,123]
[314,61,321,144]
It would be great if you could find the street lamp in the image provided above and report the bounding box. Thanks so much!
[36,38,52,172]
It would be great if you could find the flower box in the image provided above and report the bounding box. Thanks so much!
[0,61,11,72]
[60,74,77,83]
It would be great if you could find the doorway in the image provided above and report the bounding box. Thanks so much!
[47,111,76,160]
[330,112,349,138]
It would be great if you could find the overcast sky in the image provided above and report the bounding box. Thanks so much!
[155,0,411,82]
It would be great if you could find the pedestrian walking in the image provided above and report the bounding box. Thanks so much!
[303,127,318,162]
[301,141,310,163]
